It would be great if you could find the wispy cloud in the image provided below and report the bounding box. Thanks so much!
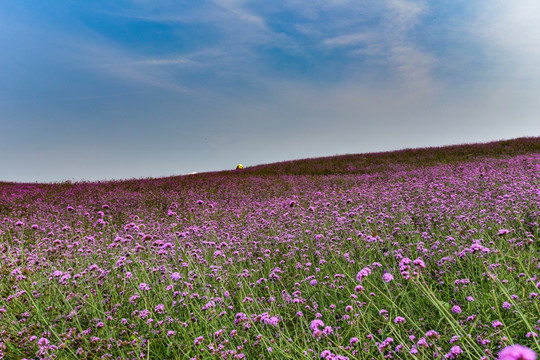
[382,0,436,95]
[475,0,540,81]
[386,0,424,31]
[316,0,436,94]
[211,0,266,28]
[323,33,370,47]
[134,58,194,66]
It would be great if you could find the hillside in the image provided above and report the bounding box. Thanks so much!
[239,136,540,176]
[0,137,539,359]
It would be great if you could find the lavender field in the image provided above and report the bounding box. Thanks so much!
[1,138,540,360]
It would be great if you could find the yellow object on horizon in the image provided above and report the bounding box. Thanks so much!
[236,164,244,169]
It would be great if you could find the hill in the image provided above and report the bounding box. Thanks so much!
[239,136,540,176]
[0,136,539,359]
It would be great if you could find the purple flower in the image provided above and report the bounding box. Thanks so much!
[394,316,406,324]
[379,337,394,351]
[350,337,359,345]
[170,272,181,281]
[498,344,537,360]
[194,336,204,346]
[139,283,151,291]
[413,258,425,269]
[310,319,324,331]
[234,312,248,327]
[451,305,462,314]
[321,350,333,359]
[322,326,333,335]
[356,267,371,282]
[37,337,50,347]
[492,320,504,328]
[383,273,394,282]
[444,345,463,359]
[261,314,280,326]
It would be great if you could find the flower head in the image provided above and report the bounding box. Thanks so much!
[310,319,325,331]
[171,272,181,281]
[493,320,504,328]
[498,344,537,360]
[356,267,371,282]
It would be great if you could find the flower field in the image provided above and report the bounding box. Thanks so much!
[1,138,540,359]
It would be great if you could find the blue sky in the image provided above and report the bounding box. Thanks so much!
[1,0,539,182]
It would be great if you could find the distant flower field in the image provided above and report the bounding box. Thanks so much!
[1,141,540,359]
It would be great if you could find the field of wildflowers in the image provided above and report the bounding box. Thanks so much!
[1,137,539,359]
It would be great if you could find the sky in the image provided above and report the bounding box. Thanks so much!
[1,0,540,183]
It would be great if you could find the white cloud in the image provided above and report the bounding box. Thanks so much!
[389,44,435,90]
[323,33,370,47]
[211,0,266,27]
[475,0,540,80]
[382,0,436,95]
[134,58,194,66]
[386,0,425,30]
[314,0,436,95]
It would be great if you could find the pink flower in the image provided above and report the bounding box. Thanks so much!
[413,258,425,269]
[498,344,537,360]
[356,267,371,282]
[194,336,204,346]
[492,320,504,328]
[170,272,181,281]
[322,326,333,335]
[139,283,151,291]
[310,319,324,331]
[37,337,50,347]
